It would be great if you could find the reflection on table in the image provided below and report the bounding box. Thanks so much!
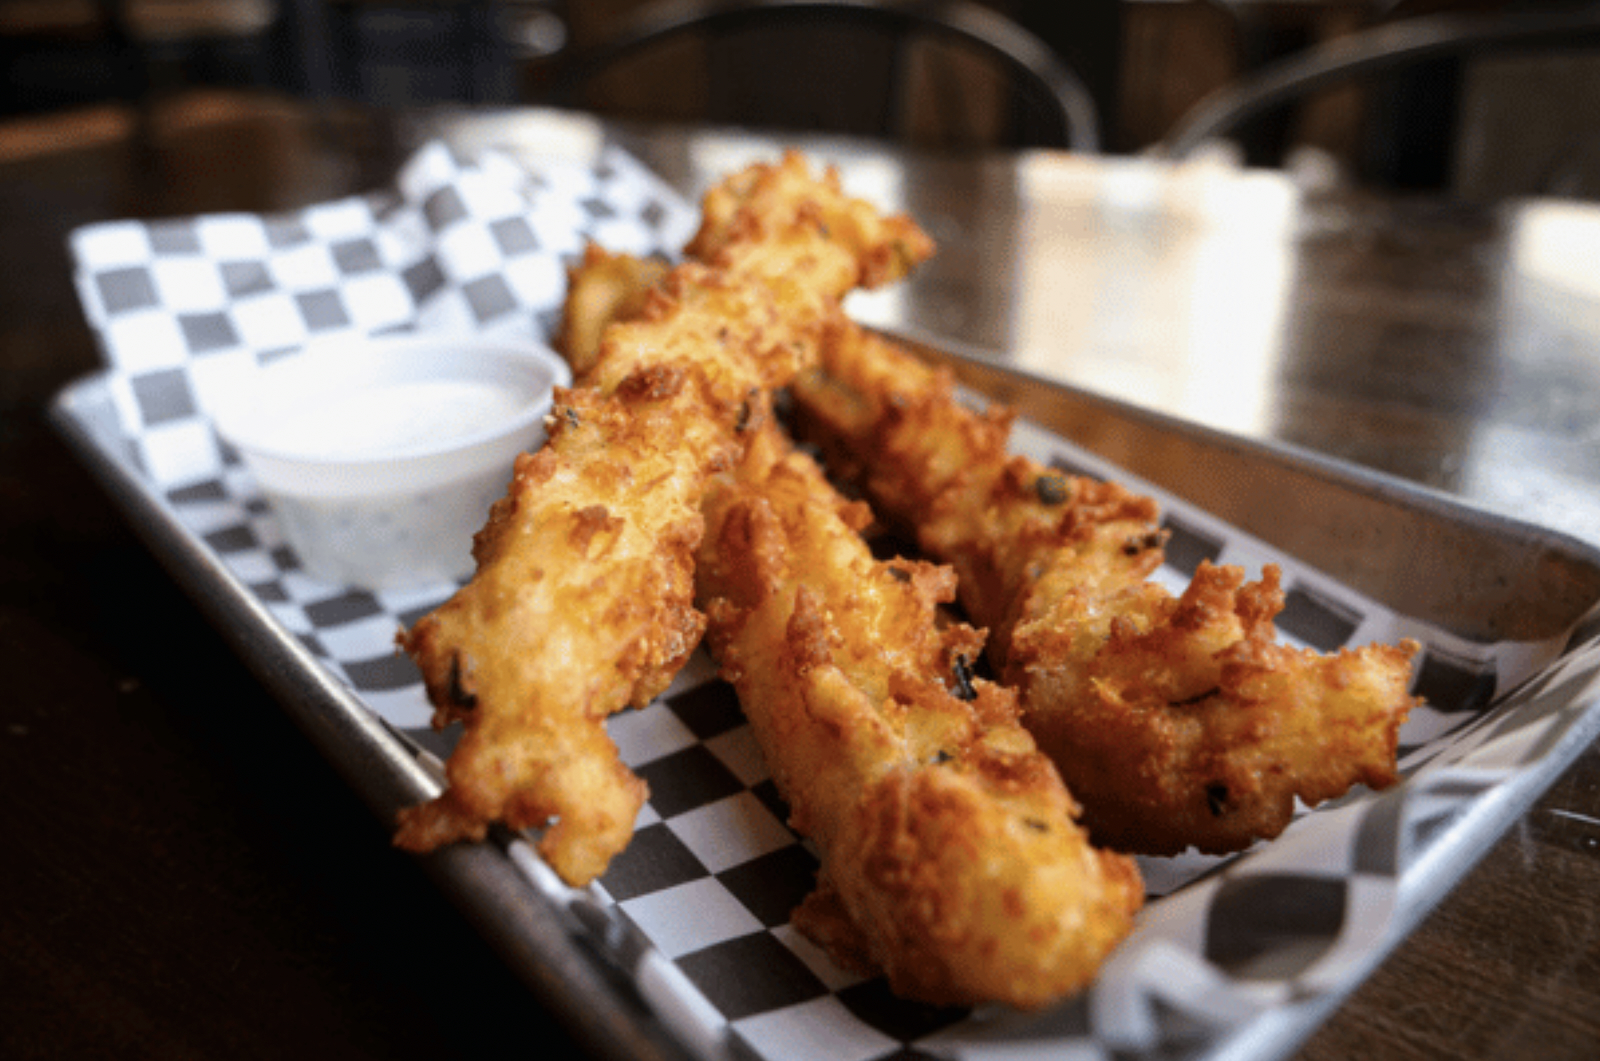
[426,105,1600,550]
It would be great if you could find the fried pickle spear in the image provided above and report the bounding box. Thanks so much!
[788,321,1421,856]
[697,421,1142,1008]
[395,154,933,885]
[555,244,668,379]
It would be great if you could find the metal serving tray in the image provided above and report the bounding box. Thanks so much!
[51,325,1600,1061]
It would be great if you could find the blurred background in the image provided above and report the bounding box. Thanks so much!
[2,1,1598,202]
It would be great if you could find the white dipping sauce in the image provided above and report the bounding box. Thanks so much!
[271,465,509,590]
[266,380,529,460]
[255,380,535,589]
[215,335,567,593]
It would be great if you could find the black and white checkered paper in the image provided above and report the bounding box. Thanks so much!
[70,142,1600,1061]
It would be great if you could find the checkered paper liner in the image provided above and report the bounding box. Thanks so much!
[68,142,1600,1061]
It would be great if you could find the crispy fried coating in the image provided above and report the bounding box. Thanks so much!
[396,383,707,883]
[789,321,1422,856]
[556,244,669,378]
[696,422,1143,1009]
[395,154,934,884]
[688,153,934,290]
[588,150,934,397]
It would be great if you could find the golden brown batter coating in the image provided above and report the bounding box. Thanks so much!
[687,152,933,290]
[555,244,668,379]
[394,154,934,884]
[397,382,707,882]
[697,423,1142,1008]
[789,321,1421,856]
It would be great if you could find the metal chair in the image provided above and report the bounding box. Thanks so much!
[1160,3,1600,187]
[548,0,1102,153]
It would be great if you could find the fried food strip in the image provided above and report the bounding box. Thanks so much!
[688,153,932,290]
[396,381,707,883]
[789,321,1421,856]
[583,151,933,398]
[555,244,668,379]
[395,155,934,885]
[697,422,1142,1008]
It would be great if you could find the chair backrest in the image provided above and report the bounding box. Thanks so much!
[1160,5,1600,165]
[549,0,1101,153]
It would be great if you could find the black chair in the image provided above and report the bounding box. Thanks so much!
[1159,4,1600,191]
[548,0,1102,153]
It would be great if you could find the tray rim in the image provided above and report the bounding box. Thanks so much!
[48,359,1600,1061]
[926,329,1600,557]
[887,321,1600,645]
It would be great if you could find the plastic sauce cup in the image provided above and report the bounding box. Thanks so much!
[214,334,570,592]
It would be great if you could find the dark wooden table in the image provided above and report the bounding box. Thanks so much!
[2,90,1597,1060]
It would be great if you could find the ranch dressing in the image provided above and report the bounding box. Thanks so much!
[215,335,566,592]
[266,379,529,460]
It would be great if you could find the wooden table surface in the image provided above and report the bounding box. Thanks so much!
[2,91,1596,1060]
